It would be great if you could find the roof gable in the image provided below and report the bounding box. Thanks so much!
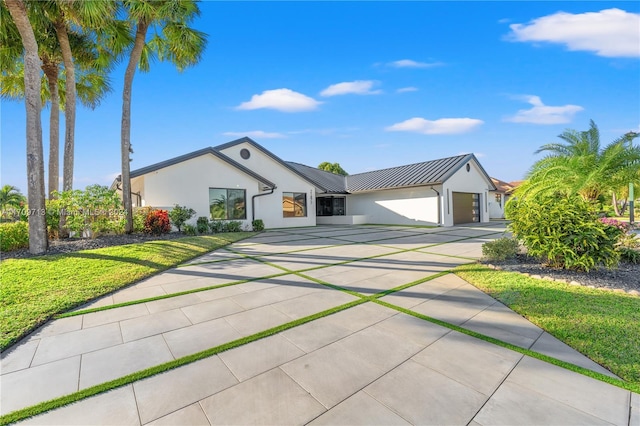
[214,137,332,192]
[128,147,276,188]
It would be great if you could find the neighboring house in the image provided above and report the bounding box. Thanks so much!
[488,178,516,219]
[113,137,496,228]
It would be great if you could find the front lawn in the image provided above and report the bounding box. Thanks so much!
[0,233,253,351]
[455,263,640,385]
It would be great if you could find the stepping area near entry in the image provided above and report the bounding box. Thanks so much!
[1,223,638,425]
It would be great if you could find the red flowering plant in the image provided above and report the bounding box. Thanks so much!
[144,209,171,235]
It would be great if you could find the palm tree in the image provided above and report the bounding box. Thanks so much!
[0,185,27,214]
[1,2,115,199]
[119,0,207,233]
[3,0,47,253]
[517,120,640,207]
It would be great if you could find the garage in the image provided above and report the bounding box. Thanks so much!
[452,192,480,225]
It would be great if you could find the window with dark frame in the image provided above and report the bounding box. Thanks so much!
[209,188,246,220]
[283,192,306,217]
[316,196,346,216]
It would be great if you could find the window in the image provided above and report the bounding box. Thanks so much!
[494,193,502,207]
[317,196,345,216]
[283,192,306,217]
[209,188,246,220]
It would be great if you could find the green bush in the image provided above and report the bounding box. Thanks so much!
[183,224,197,236]
[225,220,243,232]
[169,204,196,232]
[196,217,209,234]
[482,237,519,261]
[54,185,123,238]
[506,195,621,271]
[0,221,29,251]
[251,219,265,231]
[209,219,224,233]
[619,248,640,264]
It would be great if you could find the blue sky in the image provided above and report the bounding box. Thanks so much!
[2,1,639,193]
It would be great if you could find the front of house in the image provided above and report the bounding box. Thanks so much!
[115,137,496,229]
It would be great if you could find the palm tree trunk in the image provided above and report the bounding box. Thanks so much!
[121,21,149,233]
[612,192,621,216]
[42,59,59,199]
[5,0,47,254]
[53,18,75,192]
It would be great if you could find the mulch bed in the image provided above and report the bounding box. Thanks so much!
[482,254,640,295]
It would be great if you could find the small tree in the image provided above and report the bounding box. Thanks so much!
[169,204,195,232]
[318,162,348,176]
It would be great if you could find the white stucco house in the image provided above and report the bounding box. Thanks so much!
[488,178,520,219]
[112,137,496,229]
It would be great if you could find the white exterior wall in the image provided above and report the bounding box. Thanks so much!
[489,191,505,219]
[218,142,317,228]
[347,186,441,226]
[442,160,493,226]
[136,154,261,228]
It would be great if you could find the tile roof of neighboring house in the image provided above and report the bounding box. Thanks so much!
[285,162,348,194]
[490,177,515,194]
[126,146,276,188]
[345,154,495,192]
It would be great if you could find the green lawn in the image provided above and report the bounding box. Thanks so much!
[0,233,253,351]
[455,263,640,385]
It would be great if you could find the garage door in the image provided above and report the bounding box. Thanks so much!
[452,192,480,225]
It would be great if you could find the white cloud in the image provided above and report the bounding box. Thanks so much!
[507,8,640,58]
[320,80,381,97]
[387,59,443,68]
[505,95,583,124]
[396,87,418,93]
[236,89,321,112]
[223,130,285,139]
[385,117,484,135]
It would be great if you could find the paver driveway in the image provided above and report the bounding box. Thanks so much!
[2,222,638,425]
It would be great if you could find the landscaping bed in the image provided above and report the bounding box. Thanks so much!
[482,254,640,294]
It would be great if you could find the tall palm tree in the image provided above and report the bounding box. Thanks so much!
[119,0,207,233]
[3,0,47,253]
[517,120,640,206]
[1,1,115,199]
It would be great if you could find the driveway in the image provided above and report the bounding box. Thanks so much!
[2,223,638,425]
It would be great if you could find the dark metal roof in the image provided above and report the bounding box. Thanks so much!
[346,154,476,192]
[128,147,276,188]
[285,162,348,194]
[213,137,328,191]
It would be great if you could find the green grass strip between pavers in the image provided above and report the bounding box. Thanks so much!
[55,271,292,318]
[372,298,640,395]
[0,298,369,426]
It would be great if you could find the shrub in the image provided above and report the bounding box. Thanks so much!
[482,237,518,261]
[183,224,197,236]
[225,221,243,232]
[132,207,153,233]
[619,248,640,264]
[506,195,621,271]
[144,209,171,235]
[169,205,196,232]
[196,217,209,234]
[0,221,29,251]
[252,219,265,231]
[209,219,224,233]
[598,217,630,233]
[54,185,123,238]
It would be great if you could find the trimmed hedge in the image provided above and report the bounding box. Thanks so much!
[0,221,29,252]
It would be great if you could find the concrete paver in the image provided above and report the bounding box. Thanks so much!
[3,222,637,425]
[199,368,326,425]
[21,386,140,426]
[133,356,237,424]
